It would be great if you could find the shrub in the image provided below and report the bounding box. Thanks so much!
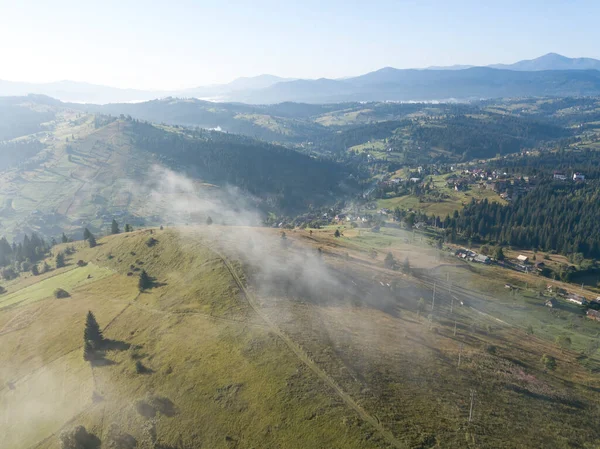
[541,354,556,370]
[59,425,99,449]
[54,288,70,298]
[105,423,137,449]
[1,267,17,280]
[77,260,87,267]
[146,237,158,247]
[485,344,497,355]
[0,285,6,295]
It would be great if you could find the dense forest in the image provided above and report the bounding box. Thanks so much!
[445,181,600,258]
[0,98,55,141]
[489,149,600,178]
[0,139,46,170]
[127,120,360,211]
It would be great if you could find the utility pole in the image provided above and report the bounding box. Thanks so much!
[458,343,464,368]
[468,389,476,423]
[454,320,457,336]
[432,281,436,311]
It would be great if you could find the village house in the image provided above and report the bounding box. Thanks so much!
[573,172,585,181]
[553,172,567,181]
[566,294,588,306]
[517,255,529,264]
[545,298,557,308]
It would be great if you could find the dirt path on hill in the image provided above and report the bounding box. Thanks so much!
[201,241,406,449]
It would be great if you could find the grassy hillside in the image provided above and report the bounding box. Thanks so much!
[2,226,600,448]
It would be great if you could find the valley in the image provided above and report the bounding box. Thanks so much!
[1,93,600,448]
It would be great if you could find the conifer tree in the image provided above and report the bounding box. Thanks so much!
[138,270,151,291]
[88,234,97,248]
[84,310,103,348]
[83,339,95,361]
[83,228,91,241]
[55,252,65,268]
[111,219,120,235]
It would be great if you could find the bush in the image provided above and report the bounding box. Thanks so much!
[541,354,556,370]
[0,285,6,295]
[146,237,158,247]
[59,425,99,449]
[105,423,137,449]
[77,260,87,267]
[484,344,497,355]
[54,288,70,298]
[1,267,17,280]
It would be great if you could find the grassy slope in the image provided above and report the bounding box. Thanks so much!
[0,229,386,449]
[2,226,600,448]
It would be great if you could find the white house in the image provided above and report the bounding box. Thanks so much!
[573,173,585,181]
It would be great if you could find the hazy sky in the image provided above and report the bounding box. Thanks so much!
[1,0,599,90]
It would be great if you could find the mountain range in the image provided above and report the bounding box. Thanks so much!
[2,53,600,104]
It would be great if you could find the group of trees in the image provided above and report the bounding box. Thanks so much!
[444,181,600,259]
[83,228,97,248]
[0,233,51,279]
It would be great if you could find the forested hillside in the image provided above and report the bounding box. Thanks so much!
[0,97,55,140]
[127,120,358,210]
[410,115,569,159]
[446,181,600,258]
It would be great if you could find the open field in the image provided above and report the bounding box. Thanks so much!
[378,174,505,217]
[2,226,600,448]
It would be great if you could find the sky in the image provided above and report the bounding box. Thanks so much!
[1,0,599,90]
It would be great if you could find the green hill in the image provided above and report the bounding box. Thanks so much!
[2,226,600,448]
[0,101,355,241]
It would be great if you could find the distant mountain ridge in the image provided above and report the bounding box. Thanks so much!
[488,53,600,71]
[1,53,600,104]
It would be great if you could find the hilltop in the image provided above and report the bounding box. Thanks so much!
[2,224,600,448]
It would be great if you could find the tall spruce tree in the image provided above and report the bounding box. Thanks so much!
[111,219,120,235]
[83,228,91,241]
[138,270,151,291]
[84,310,103,348]
[83,339,94,361]
[55,252,65,268]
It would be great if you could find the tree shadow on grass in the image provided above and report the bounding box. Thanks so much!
[102,339,131,351]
